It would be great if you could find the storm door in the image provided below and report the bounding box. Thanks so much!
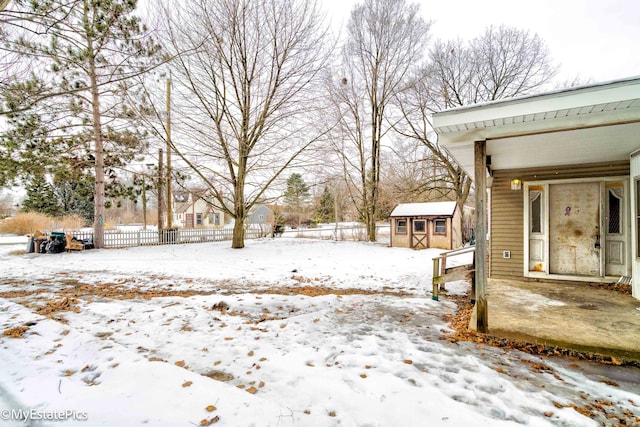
[528,186,547,272]
[605,182,627,276]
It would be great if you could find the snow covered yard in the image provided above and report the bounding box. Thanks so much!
[0,238,638,426]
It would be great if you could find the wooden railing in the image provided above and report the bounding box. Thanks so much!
[432,246,476,301]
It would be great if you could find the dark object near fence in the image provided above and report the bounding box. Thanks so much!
[32,232,66,254]
[271,225,284,238]
[26,231,94,254]
[82,237,94,250]
[46,239,66,254]
[159,228,178,244]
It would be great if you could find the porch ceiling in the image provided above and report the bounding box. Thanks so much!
[433,77,640,176]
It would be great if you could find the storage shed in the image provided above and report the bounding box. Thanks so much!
[389,202,461,250]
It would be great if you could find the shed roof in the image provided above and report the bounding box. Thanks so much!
[390,202,457,217]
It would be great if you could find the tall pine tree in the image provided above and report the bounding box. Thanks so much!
[315,186,335,223]
[283,173,311,228]
[22,178,61,216]
[0,0,163,247]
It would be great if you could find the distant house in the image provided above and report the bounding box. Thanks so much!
[246,205,274,235]
[246,205,273,226]
[172,189,225,229]
[389,202,461,250]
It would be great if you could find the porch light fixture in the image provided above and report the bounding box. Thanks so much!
[510,178,522,191]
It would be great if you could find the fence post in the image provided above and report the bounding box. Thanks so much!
[440,254,447,291]
[432,257,441,301]
[137,231,141,247]
[470,255,476,304]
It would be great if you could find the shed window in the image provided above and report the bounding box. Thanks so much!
[434,219,446,235]
[196,213,203,225]
[413,219,426,233]
[396,219,407,234]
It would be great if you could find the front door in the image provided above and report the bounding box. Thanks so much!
[548,182,601,276]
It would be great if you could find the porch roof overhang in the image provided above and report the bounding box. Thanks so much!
[432,76,640,176]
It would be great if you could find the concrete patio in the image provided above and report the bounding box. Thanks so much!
[483,279,640,361]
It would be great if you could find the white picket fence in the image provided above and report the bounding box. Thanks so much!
[71,227,265,249]
[67,223,390,249]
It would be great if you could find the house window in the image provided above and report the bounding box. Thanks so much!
[413,219,426,233]
[530,190,543,234]
[396,219,407,234]
[434,219,446,235]
[258,214,265,221]
[214,213,220,225]
[208,213,214,223]
[196,213,203,226]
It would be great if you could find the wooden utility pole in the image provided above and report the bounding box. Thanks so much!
[157,148,164,231]
[474,140,488,333]
[165,77,173,229]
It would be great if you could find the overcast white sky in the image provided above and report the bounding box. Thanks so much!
[324,0,640,84]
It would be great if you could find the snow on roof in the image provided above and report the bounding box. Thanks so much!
[390,201,457,217]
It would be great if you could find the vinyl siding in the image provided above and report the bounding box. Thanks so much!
[490,161,630,280]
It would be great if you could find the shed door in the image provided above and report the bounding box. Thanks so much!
[411,219,427,249]
[185,213,194,228]
[549,182,601,276]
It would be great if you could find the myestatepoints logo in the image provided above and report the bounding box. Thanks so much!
[0,408,89,422]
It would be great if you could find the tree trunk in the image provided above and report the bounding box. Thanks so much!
[232,215,245,249]
[87,36,104,249]
[231,174,246,249]
[367,213,376,242]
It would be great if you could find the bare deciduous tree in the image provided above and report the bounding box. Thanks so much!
[331,0,430,241]
[428,25,557,109]
[156,0,333,248]
[395,25,557,235]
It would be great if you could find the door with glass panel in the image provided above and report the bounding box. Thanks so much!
[605,182,627,276]
[528,185,547,273]
[411,219,427,249]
